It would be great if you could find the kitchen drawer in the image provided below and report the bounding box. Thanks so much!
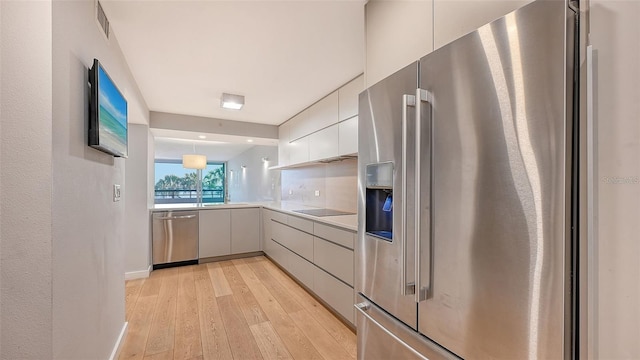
[287,215,314,234]
[314,222,355,249]
[270,210,288,225]
[313,237,354,286]
[287,251,314,290]
[313,267,355,324]
[268,239,289,268]
[271,221,314,262]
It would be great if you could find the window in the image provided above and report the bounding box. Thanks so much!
[154,160,226,204]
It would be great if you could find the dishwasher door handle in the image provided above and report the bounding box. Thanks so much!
[155,215,196,220]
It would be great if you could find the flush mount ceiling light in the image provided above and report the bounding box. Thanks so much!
[198,135,206,139]
[221,93,244,110]
[247,139,254,143]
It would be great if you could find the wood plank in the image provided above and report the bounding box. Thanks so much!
[140,272,163,298]
[259,257,357,357]
[207,262,232,297]
[144,267,179,357]
[219,261,269,326]
[174,266,203,360]
[288,310,354,359]
[216,295,264,360]
[233,259,323,360]
[250,321,293,360]
[142,350,173,360]
[194,265,233,360]
[244,259,304,314]
[119,287,159,360]
[125,279,145,322]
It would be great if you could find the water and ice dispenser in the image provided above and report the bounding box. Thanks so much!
[365,162,394,241]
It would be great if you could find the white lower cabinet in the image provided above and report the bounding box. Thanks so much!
[287,251,315,290]
[199,207,261,259]
[231,208,260,254]
[199,209,231,258]
[313,237,354,286]
[265,212,356,326]
[313,266,355,324]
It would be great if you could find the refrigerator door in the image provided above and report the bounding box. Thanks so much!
[358,62,418,329]
[416,1,572,359]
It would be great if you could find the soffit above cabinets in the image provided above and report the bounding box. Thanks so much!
[100,1,365,126]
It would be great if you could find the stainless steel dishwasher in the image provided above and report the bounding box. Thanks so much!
[152,211,199,269]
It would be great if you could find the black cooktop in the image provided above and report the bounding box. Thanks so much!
[292,209,356,217]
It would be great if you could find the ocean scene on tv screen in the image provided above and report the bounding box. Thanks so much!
[98,65,127,155]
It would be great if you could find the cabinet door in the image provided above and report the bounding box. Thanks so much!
[288,136,309,165]
[278,122,290,167]
[338,75,364,121]
[262,209,272,254]
[338,116,358,156]
[231,208,260,254]
[433,0,532,49]
[309,124,339,161]
[288,110,309,142]
[199,209,231,258]
[314,237,354,286]
[313,267,355,324]
[306,91,339,135]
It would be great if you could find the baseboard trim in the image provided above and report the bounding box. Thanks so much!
[109,322,128,360]
[125,265,151,280]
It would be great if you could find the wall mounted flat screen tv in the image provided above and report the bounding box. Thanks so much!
[88,58,128,157]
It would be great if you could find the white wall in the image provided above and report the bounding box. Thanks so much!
[227,145,280,203]
[590,1,640,358]
[125,124,151,278]
[52,1,149,358]
[0,2,54,358]
[365,0,433,87]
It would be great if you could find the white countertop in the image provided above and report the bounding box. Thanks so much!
[151,202,358,232]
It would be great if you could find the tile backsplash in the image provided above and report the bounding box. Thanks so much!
[281,158,357,213]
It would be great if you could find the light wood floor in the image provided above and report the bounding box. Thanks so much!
[120,256,356,360]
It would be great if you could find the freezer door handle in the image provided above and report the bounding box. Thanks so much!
[401,94,416,297]
[415,88,432,302]
[355,302,429,360]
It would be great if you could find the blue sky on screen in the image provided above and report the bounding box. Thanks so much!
[98,65,127,126]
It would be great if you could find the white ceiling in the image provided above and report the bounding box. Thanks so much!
[154,137,273,161]
[101,1,365,126]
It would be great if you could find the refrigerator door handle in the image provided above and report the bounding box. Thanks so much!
[401,94,416,296]
[355,302,429,360]
[415,88,432,302]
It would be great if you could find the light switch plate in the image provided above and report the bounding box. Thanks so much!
[314,190,320,197]
[113,184,121,202]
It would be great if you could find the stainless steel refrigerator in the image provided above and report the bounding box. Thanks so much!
[356,0,582,359]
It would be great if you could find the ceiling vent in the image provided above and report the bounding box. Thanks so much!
[96,1,110,40]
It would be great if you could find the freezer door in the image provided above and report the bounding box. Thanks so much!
[357,62,419,329]
[355,295,457,360]
[416,1,572,359]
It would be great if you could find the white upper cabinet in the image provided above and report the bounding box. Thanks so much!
[277,75,363,167]
[309,125,339,161]
[288,109,309,143]
[304,91,339,138]
[365,0,434,88]
[338,75,364,121]
[339,116,358,156]
[433,0,533,50]
[288,136,310,165]
[278,121,291,167]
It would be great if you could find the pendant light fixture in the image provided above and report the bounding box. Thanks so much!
[183,143,207,206]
